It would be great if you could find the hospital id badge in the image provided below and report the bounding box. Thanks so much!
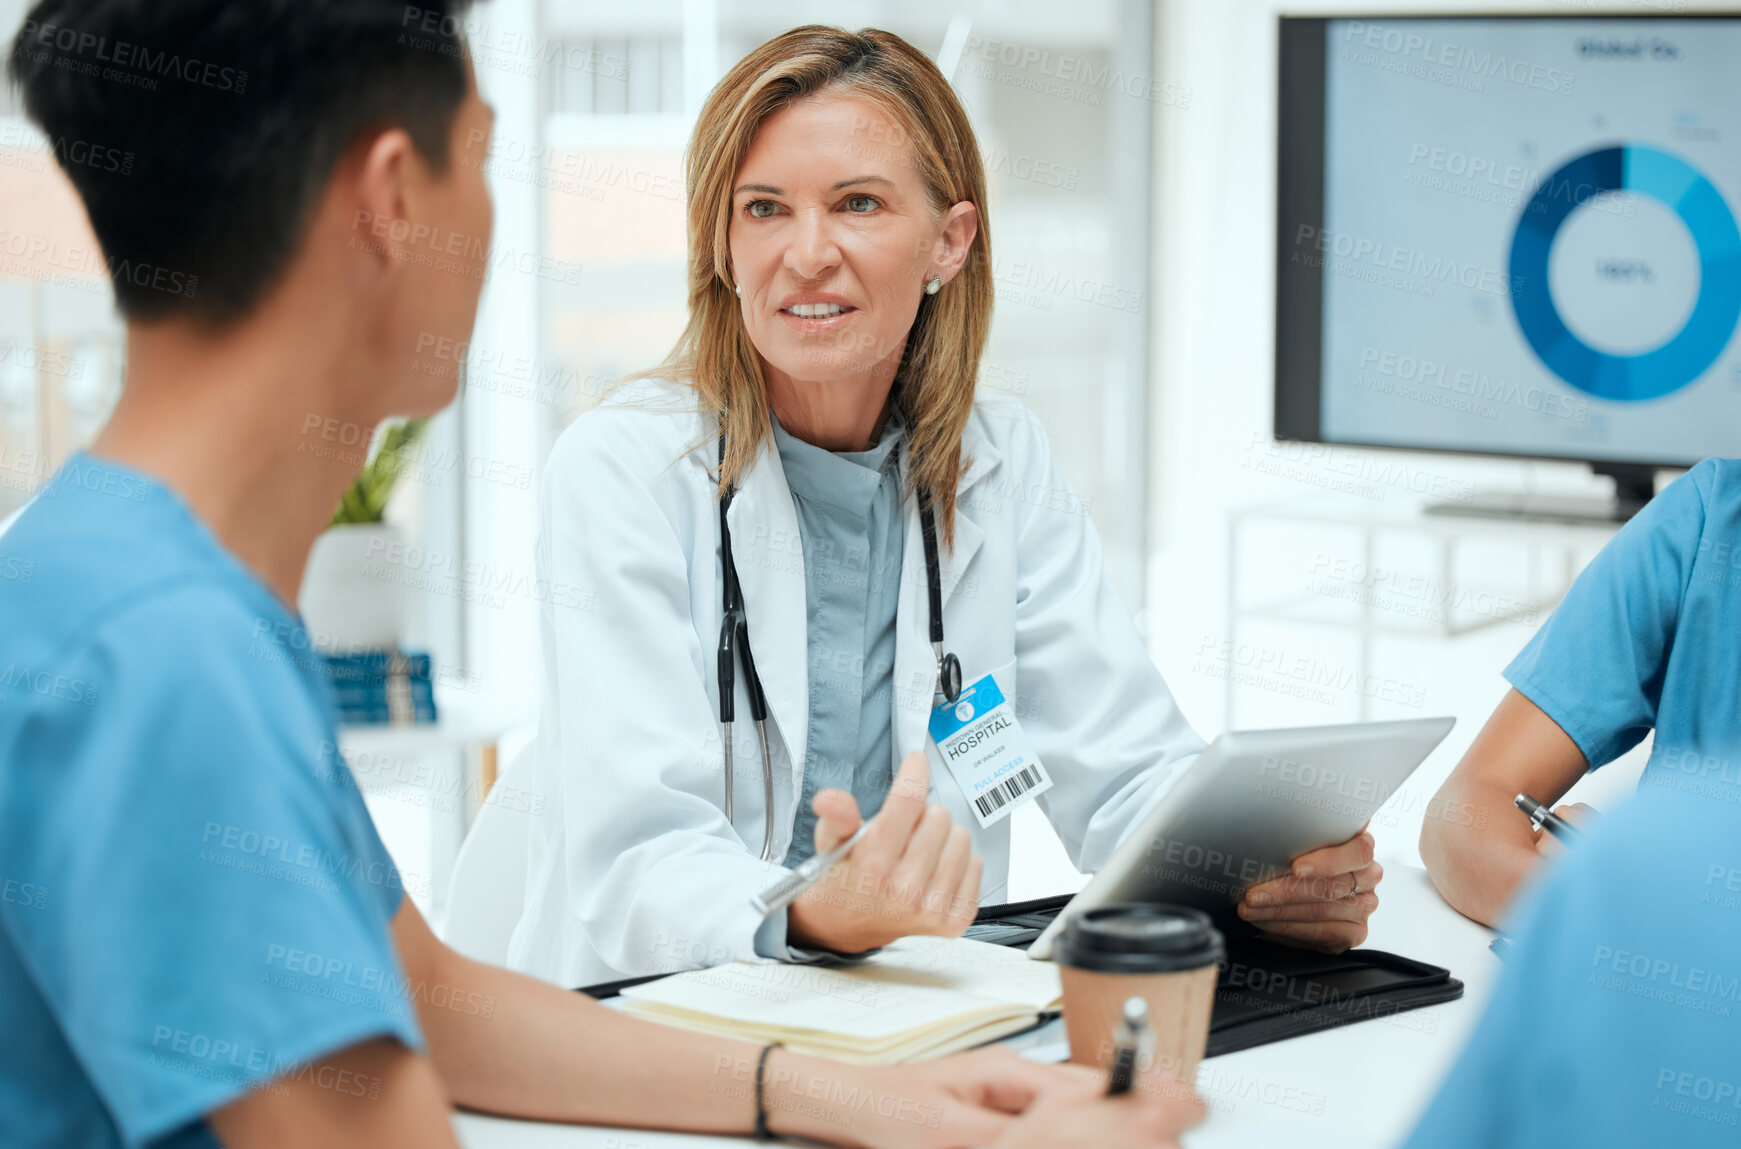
[928,673,1053,828]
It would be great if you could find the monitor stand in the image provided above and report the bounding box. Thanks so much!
[1424,462,1656,526]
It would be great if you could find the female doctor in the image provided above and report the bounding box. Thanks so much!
[508,26,1383,989]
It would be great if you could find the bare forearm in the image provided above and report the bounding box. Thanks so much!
[210,1039,460,1149]
[1419,689,1588,927]
[415,950,875,1143]
[1419,777,1542,926]
[417,949,747,1126]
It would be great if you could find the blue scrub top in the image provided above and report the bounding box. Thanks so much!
[1402,457,1741,1146]
[1505,458,1741,792]
[0,454,422,1149]
[1403,768,1741,1148]
[748,411,906,963]
[770,410,907,868]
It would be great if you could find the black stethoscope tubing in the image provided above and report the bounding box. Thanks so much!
[715,430,961,860]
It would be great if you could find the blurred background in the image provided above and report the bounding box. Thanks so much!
[4,0,1721,924]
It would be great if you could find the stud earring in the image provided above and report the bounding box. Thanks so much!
[735,283,742,297]
[924,276,942,295]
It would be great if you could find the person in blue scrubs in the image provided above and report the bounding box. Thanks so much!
[0,2,1199,1147]
[1404,765,1741,1148]
[1420,458,1741,926]
[0,455,426,1147]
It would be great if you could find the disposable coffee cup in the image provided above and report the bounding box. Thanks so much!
[1053,903,1223,1088]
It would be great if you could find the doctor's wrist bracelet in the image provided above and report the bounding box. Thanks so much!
[754,1041,783,1139]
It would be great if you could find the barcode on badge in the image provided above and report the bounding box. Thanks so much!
[974,765,1042,820]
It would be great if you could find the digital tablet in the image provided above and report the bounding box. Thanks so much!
[1027,716,1455,960]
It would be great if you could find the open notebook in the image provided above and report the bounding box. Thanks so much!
[618,935,1064,1064]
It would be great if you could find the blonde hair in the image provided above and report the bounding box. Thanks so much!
[650,25,991,547]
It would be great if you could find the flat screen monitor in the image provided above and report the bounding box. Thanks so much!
[1277,14,1741,512]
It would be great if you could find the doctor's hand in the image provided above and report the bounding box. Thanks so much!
[787,750,984,954]
[1235,826,1382,952]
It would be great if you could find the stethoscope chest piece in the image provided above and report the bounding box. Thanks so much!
[938,649,962,703]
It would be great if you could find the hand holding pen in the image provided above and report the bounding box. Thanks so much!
[753,751,984,953]
[1515,793,1596,857]
[751,821,873,916]
[1491,796,1598,963]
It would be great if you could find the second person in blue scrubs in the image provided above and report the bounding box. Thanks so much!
[1406,762,1741,1149]
[1422,458,1741,926]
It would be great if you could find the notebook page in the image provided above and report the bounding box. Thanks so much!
[623,1005,1040,1064]
[851,934,1063,1013]
[621,935,1062,1042]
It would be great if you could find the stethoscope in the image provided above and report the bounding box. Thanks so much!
[716,429,962,860]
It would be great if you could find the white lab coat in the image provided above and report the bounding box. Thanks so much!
[507,378,1207,988]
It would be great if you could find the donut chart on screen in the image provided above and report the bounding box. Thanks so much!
[1509,144,1741,402]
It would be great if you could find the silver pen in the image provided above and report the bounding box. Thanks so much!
[1107,997,1151,1096]
[750,821,874,917]
[1515,793,1580,842]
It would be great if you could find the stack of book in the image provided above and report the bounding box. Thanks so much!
[320,649,438,726]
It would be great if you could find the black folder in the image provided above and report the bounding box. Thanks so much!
[965,893,1464,1057]
[578,893,1463,1058]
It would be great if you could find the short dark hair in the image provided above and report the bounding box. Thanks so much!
[8,0,476,326]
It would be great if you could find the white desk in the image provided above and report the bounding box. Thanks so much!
[453,859,1497,1149]
[1179,860,1495,1148]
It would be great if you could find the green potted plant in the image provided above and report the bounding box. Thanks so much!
[298,418,429,651]
[330,418,428,527]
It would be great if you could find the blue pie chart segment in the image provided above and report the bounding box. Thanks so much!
[1509,144,1741,402]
